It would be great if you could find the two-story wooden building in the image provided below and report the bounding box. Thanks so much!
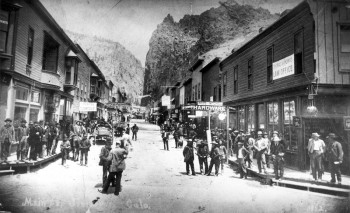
[220,0,350,174]
[0,0,81,124]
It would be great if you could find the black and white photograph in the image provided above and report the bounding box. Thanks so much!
[0,0,350,212]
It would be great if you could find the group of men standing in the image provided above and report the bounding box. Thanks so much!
[0,118,61,163]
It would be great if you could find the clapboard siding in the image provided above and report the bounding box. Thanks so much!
[222,4,314,104]
[14,0,70,89]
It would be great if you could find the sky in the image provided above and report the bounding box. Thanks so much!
[40,0,302,66]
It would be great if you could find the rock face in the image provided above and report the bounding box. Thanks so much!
[67,31,145,104]
[144,0,279,100]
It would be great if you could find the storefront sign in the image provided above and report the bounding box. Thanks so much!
[79,102,97,112]
[293,116,302,128]
[162,95,170,106]
[344,116,350,130]
[273,54,294,80]
[197,102,223,106]
[181,105,226,112]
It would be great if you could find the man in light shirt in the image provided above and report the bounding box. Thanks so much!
[254,131,268,174]
[308,132,325,181]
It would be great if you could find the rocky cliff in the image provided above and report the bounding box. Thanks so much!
[144,0,280,100]
[67,31,145,104]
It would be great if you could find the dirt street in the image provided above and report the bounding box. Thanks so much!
[0,120,349,213]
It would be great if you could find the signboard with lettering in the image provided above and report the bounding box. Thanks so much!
[79,102,97,112]
[273,54,294,80]
[197,102,223,106]
[181,105,226,112]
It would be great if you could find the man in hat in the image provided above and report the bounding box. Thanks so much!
[254,131,268,174]
[72,120,83,161]
[196,140,209,175]
[79,134,91,166]
[131,124,139,141]
[326,133,344,185]
[99,140,128,196]
[16,119,29,161]
[207,141,220,176]
[308,132,325,181]
[245,131,255,168]
[99,138,113,186]
[0,118,16,162]
[237,142,249,179]
[270,134,285,180]
[60,134,70,166]
[161,128,170,151]
[183,140,196,175]
[218,140,227,174]
[263,132,272,169]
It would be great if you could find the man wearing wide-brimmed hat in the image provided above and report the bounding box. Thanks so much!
[270,135,285,180]
[253,131,268,174]
[207,141,220,176]
[196,140,209,175]
[0,118,16,162]
[326,133,344,185]
[307,132,326,181]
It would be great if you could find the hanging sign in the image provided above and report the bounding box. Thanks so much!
[273,54,294,80]
[79,102,97,112]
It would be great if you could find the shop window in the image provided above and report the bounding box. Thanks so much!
[233,65,238,94]
[42,32,59,72]
[14,106,26,123]
[27,28,34,65]
[31,91,41,103]
[30,108,39,122]
[0,8,12,53]
[258,103,265,129]
[238,106,245,130]
[294,30,303,74]
[16,86,29,101]
[283,100,297,151]
[223,72,227,97]
[267,46,274,83]
[268,101,279,125]
[247,104,255,132]
[339,24,350,71]
[248,57,253,90]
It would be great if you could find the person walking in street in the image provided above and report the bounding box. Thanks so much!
[60,134,70,166]
[0,118,16,163]
[125,124,130,135]
[326,133,344,185]
[254,131,268,174]
[72,121,83,161]
[161,128,170,151]
[183,140,196,176]
[197,140,209,175]
[79,134,91,166]
[173,125,180,148]
[99,140,128,196]
[308,132,326,181]
[207,141,220,176]
[218,140,227,174]
[237,142,249,179]
[131,124,139,141]
[270,135,285,180]
[16,119,29,161]
[99,138,113,186]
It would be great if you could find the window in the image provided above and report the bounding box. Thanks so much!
[213,86,217,101]
[248,57,253,90]
[294,30,303,74]
[16,86,29,101]
[0,9,10,52]
[268,101,279,125]
[247,104,255,132]
[284,100,297,151]
[30,108,39,122]
[218,84,221,102]
[14,106,26,123]
[267,47,273,83]
[223,72,227,97]
[27,28,34,65]
[339,24,350,71]
[238,106,245,130]
[31,91,41,103]
[42,32,59,72]
[233,65,238,94]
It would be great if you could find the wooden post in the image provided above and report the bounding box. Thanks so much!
[226,106,229,163]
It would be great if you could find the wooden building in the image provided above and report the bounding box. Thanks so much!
[220,0,350,174]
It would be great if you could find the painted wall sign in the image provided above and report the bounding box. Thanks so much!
[273,54,294,80]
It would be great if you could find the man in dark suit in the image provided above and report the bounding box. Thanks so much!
[326,133,344,185]
[28,121,42,161]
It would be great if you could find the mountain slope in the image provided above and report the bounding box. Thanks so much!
[144,0,279,100]
[67,31,145,104]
